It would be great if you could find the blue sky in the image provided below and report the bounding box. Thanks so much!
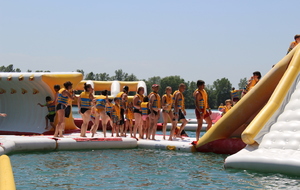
[0,0,298,87]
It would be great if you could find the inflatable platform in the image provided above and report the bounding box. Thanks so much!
[0,132,196,156]
[0,72,146,135]
[0,72,83,135]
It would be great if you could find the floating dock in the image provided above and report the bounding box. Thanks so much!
[0,132,196,156]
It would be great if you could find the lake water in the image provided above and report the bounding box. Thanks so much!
[8,107,300,189]
[9,144,300,189]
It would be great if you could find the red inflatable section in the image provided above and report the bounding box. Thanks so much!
[195,138,246,154]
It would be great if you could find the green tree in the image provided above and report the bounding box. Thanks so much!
[213,78,232,107]
[76,69,84,76]
[35,70,50,72]
[159,75,184,96]
[85,72,95,80]
[146,76,162,95]
[184,81,197,109]
[238,77,247,89]
[125,73,139,81]
[205,84,217,109]
[0,64,21,72]
[95,73,110,81]
[111,69,128,81]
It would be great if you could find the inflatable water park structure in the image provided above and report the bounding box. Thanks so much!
[1,44,300,176]
[0,74,147,135]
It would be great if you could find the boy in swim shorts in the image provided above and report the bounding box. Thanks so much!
[111,98,121,137]
[38,96,56,130]
[193,80,212,141]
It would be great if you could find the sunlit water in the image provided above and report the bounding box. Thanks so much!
[10,147,300,189]
[8,108,300,189]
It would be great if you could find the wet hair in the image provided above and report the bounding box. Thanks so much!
[143,96,149,102]
[137,87,144,94]
[225,99,232,104]
[196,80,205,87]
[84,83,92,91]
[232,87,235,90]
[294,34,300,40]
[123,86,129,92]
[63,81,73,89]
[165,86,172,92]
[253,71,262,79]
[108,99,113,103]
[114,97,119,102]
[179,83,186,88]
[102,90,108,96]
[46,96,52,101]
[54,85,60,91]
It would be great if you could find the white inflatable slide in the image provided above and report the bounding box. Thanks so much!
[225,45,300,175]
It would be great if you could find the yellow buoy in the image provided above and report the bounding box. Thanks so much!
[0,155,16,190]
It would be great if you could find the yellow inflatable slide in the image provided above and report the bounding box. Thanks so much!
[196,45,297,148]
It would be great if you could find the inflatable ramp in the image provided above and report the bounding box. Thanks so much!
[224,45,300,175]
[196,45,295,151]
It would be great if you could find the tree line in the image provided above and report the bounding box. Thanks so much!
[1,64,248,109]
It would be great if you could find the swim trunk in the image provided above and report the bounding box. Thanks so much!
[65,105,71,118]
[133,108,142,114]
[142,115,148,121]
[47,113,55,122]
[56,103,66,111]
[232,97,240,102]
[80,108,89,114]
[119,108,125,125]
[195,109,210,119]
[151,110,158,116]
[112,115,119,124]
[177,109,185,121]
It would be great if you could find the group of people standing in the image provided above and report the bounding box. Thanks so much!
[124,80,213,141]
[42,80,213,141]
[40,70,266,141]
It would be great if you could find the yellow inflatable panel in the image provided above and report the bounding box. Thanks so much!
[0,155,16,190]
[42,73,83,131]
[42,73,83,94]
[196,47,296,148]
[242,45,300,145]
[119,81,141,92]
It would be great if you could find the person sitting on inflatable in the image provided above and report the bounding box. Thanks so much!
[242,71,261,97]
[222,99,232,116]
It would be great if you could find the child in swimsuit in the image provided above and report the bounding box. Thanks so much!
[111,98,121,137]
[38,96,56,130]
[125,102,134,137]
[141,96,150,139]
